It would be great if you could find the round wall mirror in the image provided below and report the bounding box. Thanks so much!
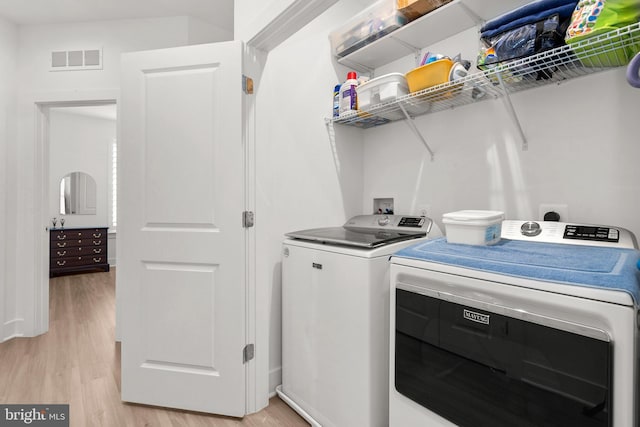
[59,171,97,215]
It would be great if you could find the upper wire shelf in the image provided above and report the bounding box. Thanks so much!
[332,22,640,129]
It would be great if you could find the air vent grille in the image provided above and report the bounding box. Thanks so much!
[50,48,103,71]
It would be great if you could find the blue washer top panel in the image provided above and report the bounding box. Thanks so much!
[393,238,640,304]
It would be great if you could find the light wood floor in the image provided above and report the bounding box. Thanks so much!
[0,269,309,427]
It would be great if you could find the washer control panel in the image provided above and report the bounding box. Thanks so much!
[502,220,637,249]
[344,214,437,234]
[398,216,426,228]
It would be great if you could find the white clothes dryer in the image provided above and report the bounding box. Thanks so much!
[389,220,640,427]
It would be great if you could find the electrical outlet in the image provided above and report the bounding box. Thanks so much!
[538,204,569,222]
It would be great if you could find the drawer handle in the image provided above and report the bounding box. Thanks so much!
[56,242,67,248]
[93,248,102,254]
[93,233,102,238]
[56,250,67,256]
[57,235,66,240]
[56,260,66,266]
[93,240,102,245]
[93,257,102,263]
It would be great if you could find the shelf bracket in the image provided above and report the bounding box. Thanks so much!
[336,56,375,76]
[398,103,435,160]
[388,35,423,67]
[496,72,528,151]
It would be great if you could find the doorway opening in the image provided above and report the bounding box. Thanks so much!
[34,98,119,338]
[48,104,117,232]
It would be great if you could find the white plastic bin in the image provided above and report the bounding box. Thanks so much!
[357,72,430,120]
[357,73,409,109]
[442,210,504,245]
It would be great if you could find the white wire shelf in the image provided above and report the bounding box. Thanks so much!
[331,22,640,129]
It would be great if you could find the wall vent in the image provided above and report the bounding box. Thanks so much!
[50,48,103,71]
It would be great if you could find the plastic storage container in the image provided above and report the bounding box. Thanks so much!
[357,73,408,109]
[442,210,504,246]
[357,72,431,120]
[405,58,454,92]
[397,0,453,22]
[329,0,408,58]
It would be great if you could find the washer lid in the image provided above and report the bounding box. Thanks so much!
[285,214,433,248]
[285,226,425,248]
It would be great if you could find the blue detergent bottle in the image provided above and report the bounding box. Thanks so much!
[333,84,341,118]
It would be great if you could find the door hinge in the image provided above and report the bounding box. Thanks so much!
[243,211,254,228]
[242,75,254,94]
[243,344,255,363]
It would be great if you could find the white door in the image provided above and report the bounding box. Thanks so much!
[119,40,248,416]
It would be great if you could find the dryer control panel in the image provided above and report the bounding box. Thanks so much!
[564,224,619,243]
[502,220,638,249]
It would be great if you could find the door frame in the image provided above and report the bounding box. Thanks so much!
[32,91,119,336]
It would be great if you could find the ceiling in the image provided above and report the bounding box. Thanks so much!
[0,0,234,32]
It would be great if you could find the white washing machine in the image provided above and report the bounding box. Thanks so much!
[277,215,442,427]
[389,220,640,427]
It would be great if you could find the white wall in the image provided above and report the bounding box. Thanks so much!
[188,16,233,45]
[254,0,369,394]
[361,27,640,239]
[235,0,297,42]
[48,109,115,228]
[0,16,18,342]
[8,16,230,338]
[17,17,189,94]
[252,0,640,397]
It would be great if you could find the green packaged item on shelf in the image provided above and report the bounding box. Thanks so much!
[566,0,640,66]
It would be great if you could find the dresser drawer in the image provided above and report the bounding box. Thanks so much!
[50,237,106,249]
[51,245,107,258]
[50,228,106,240]
[51,255,108,269]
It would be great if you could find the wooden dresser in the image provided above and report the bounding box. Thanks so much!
[50,227,109,277]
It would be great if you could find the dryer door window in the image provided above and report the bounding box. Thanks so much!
[395,289,612,427]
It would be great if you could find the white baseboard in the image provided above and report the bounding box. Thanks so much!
[269,366,282,397]
[2,318,24,342]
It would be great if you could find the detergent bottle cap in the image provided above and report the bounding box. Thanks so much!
[347,71,357,80]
